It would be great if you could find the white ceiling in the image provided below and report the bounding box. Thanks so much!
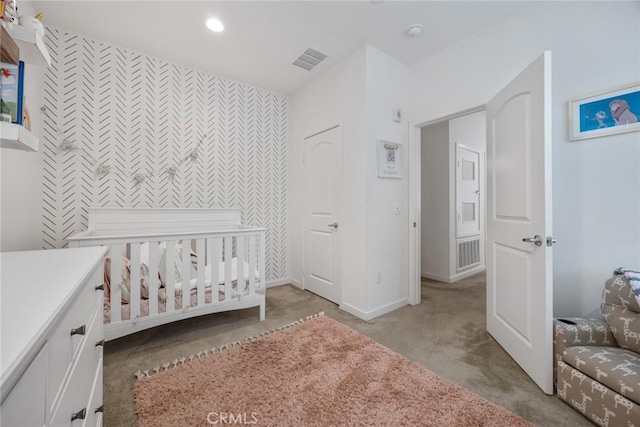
[30,1,529,95]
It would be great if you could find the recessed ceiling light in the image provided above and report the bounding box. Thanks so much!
[206,18,224,33]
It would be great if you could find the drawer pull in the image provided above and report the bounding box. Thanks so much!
[70,325,86,336]
[95,339,105,347]
[95,284,105,291]
[71,408,86,421]
[95,405,103,414]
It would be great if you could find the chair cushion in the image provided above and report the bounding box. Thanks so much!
[602,275,640,352]
[563,346,640,404]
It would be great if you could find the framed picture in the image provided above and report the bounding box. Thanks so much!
[377,140,402,179]
[0,61,24,124]
[569,82,640,141]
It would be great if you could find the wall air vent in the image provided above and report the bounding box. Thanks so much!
[457,237,481,272]
[292,48,328,71]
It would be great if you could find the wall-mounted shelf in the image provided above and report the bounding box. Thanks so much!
[3,23,50,67]
[0,122,39,152]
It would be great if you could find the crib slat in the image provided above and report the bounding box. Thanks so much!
[210,237,220,302]
[237,236,246,296]
[165,240,176,312]
[248,235,256,294]
[110,244,122,323]
[130,242,141,319]
[259,232,266,290]
[224,237,232,301]
[196,238,205,306]
[148,241,159,316]
[182,240,191,309]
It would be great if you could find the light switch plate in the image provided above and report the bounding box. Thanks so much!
[394,203,402,215]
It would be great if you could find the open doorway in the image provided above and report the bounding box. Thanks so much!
[408,52,555,394]
[419,110,487,284]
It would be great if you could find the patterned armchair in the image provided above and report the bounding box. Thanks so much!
[553,274,640,427]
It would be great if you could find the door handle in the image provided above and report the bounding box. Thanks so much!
[328,222,338,229]
[522,235,543,246]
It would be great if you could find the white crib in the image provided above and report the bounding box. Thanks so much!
[67,208,266,341]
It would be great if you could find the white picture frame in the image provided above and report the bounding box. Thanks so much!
[568,82,640,141]
[377,140,402,179]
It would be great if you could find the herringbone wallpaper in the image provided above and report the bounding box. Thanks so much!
[41,28,287,281]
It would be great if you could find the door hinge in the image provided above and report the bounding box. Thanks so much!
[413,222,416,228]
[546,236,557,247]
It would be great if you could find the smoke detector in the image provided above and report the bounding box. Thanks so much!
[407,24,423,38]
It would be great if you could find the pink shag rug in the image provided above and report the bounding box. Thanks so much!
[133,313,532,427]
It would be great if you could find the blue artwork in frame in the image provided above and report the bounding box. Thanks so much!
[569,82,640,141]
[0,60,24,125]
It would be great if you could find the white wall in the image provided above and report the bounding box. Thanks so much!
[365,46,410,315]
[288,45,410,318]
[287,46,369,312]
[1,0,45,252]
[410,2,640,316]
[420,121,450,280]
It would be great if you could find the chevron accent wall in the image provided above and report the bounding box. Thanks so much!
[40,28,287,281]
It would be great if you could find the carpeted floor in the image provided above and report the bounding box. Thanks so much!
[104,273,591,426]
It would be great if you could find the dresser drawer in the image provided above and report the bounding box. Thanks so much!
[48,265,103,414]
[82,361,103,427]
[50,302,103,427]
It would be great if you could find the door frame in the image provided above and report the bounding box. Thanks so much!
[302,124,343,304]
[408,105,486,305]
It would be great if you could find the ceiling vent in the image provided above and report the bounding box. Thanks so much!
[292,48,328,71]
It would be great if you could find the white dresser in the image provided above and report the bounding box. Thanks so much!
[1,247,107,427]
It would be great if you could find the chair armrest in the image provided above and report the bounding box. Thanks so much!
[553,318,615,388]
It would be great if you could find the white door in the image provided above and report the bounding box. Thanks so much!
[303,126,342,303]
[456,144,481,238]
[486,51,554,394]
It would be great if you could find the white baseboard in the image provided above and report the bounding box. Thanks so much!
[340,298,409,321]
[421,266,485,284]
[289,278,302,289]
[266,278,291,288]
[451,265,485,282]
[266,278,303,289]
[421,272,453,283]
[340,302,368,319]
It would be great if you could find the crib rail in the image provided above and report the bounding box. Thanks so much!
[68,226,266,340]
